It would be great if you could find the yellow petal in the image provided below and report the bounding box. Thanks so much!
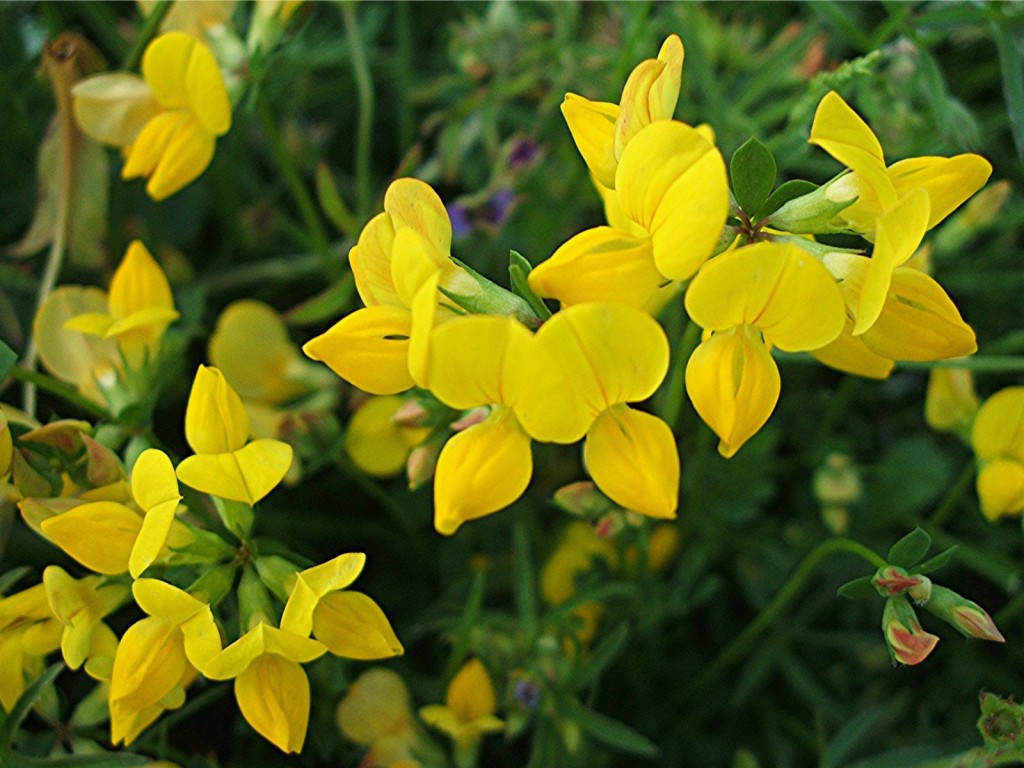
[312,591,404,660]
[40,502,142,575]
[294,552,366,598]
[971,387,1024,462]
[72,73,161,147]
[685,328,781,458]
[236,655,309,753]
[809,91,897,210]
[810,319,895,380]
[145,114,216,201]
[132,448,180,511]
[925,367,979,433]
[345,396,411,476]
[889,154,993,230]
[122,111,189,181]
[447,658,496,722]
[104,306,180,344]
[561,94,619,189]
[383,178,452,263]
[337,668,414,746]
[613,34,683,158]
[63,311,116,338]
[133,578,208,623]
[391,227,443,308]
[584,405,679,519]
[350,213,401,307]
[976,459,1024,522]
[421,314,532,410]
[685,242,845,351]
[529,226,663,308]
[108,241,176,322]
[860,268,977,362]
[182,36,231,134]
[142,32,230,134]
[185,365,250,454]
[853,189,930,335]
[517,302,669,443]
[129,498,179,578]
[175,439,292,504]
[109,616,187,713]
[433,407,532,535]
[302,306,414,395]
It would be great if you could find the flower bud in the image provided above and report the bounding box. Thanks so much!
[882,595,939,666]
[407,441,441,491]
[906,575,932,605]
[872,566,923,598]
[442,260,543,328]
[392,399,430,429]
[451,407,490,432]
[922,584,1004,642]
[763,180,857,234]
[552,482,616,518]
[978,691,1024,744]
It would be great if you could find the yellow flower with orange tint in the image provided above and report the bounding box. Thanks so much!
[73,32,231,200]
[420,658,504,750]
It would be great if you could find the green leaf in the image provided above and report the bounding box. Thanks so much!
[914,546,957,575]
[0,338,17,383]
[315,162,360,236]
[993,17,1024,163]
[0,567,31,596]
[837,575,876,600]
[444,569,487,682]
[512,521,538,639]
[730,137,776,215]
[756,180,817,219]
[508,250,552,321]
[0,663,63,750]
[887,528,931,568]
[561,697,658,757]
[571,623,630,691]
[283,275,355,326]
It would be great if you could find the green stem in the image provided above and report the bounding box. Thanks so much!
[255,95,340,281]
[123,0,174,71]
[686,538,887,698]
[7,367,112,421]
[927,462,976,528]
[342,3,375,222]
[657,319,702,430]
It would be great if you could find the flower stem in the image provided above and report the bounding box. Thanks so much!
[123,0,174,72]
[342,3,375,223]
[255,95,340,281]
[686,537,887,699]
[7,367,112,421]
[927,462,976,528]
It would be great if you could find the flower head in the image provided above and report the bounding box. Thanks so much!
[971,387,1024,521]
[420,658,504,750]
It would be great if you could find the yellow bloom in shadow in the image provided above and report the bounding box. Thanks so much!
[338,668,424,768]
[0,582,64,712]
[971,387,1024,522]
[420,658,504,751]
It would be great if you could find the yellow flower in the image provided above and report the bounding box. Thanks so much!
[925,367,978,436]
[971,387,1024,522]
[809,90,991,238]
[73,32,231,200]
[0,582,64,712]
[529,121,728,310]
[137,0,238,40]
[419,658,504,750]
[562,35,684,189]
[175,365,293,505]
[109,578,219,745]
[42,566,128,671]
[202,622,327,753]
[345,396,429,477]
[337,667,423,768]
[279,553,403,660]
[304,178,462,395]
[685,242,846,457]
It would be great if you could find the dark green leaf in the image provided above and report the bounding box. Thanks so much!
[571,623,630,691]
[444,569,487,682]
[994,16,1024,162]
[512,521,538,638]
[914,546,957,575]
[561,698,658,757]
[756,180,817,219]
[509,250,552,321]
[0,663,63,749]
[730,137,776,215]
[0,338,17,383]
[887,528,931,568]
[315,162,359,236]
[838,575,876,600]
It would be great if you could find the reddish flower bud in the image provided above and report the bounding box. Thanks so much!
[882,595,939,666]
[923,585,1005,643]
[872,566,923,597]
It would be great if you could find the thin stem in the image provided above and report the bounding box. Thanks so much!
[123,0,174,72]
[7,367,112,421]
[342,3,375,222]
[686,537,887,698]
[395,1,415,151]
[927,462,976,528]
[256,95,340,280]
[657,318,702,430]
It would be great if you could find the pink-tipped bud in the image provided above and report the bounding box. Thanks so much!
[82,434,124,487]
[392,400,429,429]
[923,584,1005,643]
[907,576,933,605]
[872,566,924,597]
[450,407,489,432]
[595,513,624,540]
[406,442,440,490]
[883,595,940,666]
[552,482,615,518]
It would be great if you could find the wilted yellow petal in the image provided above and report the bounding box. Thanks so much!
[447,658,496,722]
[971,387,1024,462]
[345,396,412,476]
[236,655,309,753]
[312,591,403,660]
[685,328,781,458]
[686,242,845,351]
[976,459,1024,522]
[40,502,142,574]
[303,306,414,395]
[889,154,992,230]
[561,94,619,189]
[185,365,250,454]
[613,35,683,158]
[383,178,452,263]
[175,438,292,504]
[529,226,663,308]
[584,405,678,519]
[72,73,161,146]
[809,91,897,210]
[433,407,532,535]
[350,212,400,307]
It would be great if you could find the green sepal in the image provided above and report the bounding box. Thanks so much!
[254,554,303,602]
[837,575,876,600]
[763,179,858,234]
[212,497,255,542]
[508,250,552,322]
[756,179,817,219]
[237,565,278,630]
[187,563,238,606]
[887,527,931,568]
[444,256,542,328]
[730,137,776,215]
